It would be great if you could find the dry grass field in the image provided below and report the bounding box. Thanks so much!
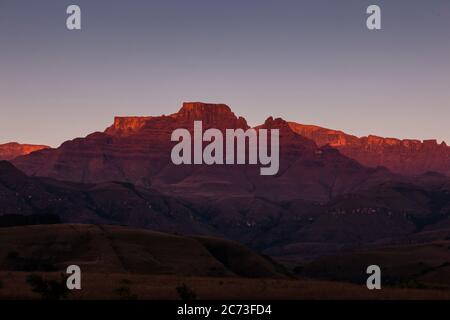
[1,272,450,300]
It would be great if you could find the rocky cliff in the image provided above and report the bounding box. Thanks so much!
[288,122,450,176]
[0,143,50,161]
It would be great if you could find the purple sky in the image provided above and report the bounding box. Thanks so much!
[1,0,449,147]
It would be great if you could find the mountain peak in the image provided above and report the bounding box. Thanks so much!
[105,116,153,136]
[176,102,235,120]
[179,102,232,114]
[0,143,50,161]
[174,102,248,129]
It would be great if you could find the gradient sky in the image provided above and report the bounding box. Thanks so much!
[0,0,449,147]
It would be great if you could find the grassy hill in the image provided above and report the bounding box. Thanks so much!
[0,224,287,278]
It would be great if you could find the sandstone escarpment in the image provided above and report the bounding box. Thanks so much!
[289,122,450,176]
[0,143,50,161]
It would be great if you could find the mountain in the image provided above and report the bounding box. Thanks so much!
[12,102,396,203]
[288,122,450,176]
[12,103,248,187]
[0,142,49,161]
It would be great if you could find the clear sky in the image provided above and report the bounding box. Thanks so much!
[1,0,449,147]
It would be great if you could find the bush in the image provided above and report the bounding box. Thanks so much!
[176,283,197,301]
[26,274,69,300]
[6,252,57,272]
[7,251,19,259]
[114,286,138,300]
[293,265,304,275]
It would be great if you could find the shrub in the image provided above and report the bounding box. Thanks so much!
[26,274,69,300]
[7,252,57,272]
[293,265,304,275]
[7,251,19,259]
[176,283,197,301]
[114,286,138,300]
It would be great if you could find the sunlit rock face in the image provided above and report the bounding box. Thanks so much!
[289,122,450,176]
[0,143,50,161]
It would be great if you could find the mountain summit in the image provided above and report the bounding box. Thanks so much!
[0,142,50,161]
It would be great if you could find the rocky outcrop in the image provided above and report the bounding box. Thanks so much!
[173,102,249,129]
[0,143,50,161]
[104,116,153,136]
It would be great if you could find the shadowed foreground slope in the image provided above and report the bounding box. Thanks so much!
[0,224,286,278]
[1,224,450,300]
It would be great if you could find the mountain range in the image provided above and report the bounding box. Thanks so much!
[9,102,449,182]
[1,102,449,268]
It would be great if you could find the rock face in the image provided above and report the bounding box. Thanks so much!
[105,116,153,136]
[0,143,49,161]
[288,122,450,176]
[174,102,249,129]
